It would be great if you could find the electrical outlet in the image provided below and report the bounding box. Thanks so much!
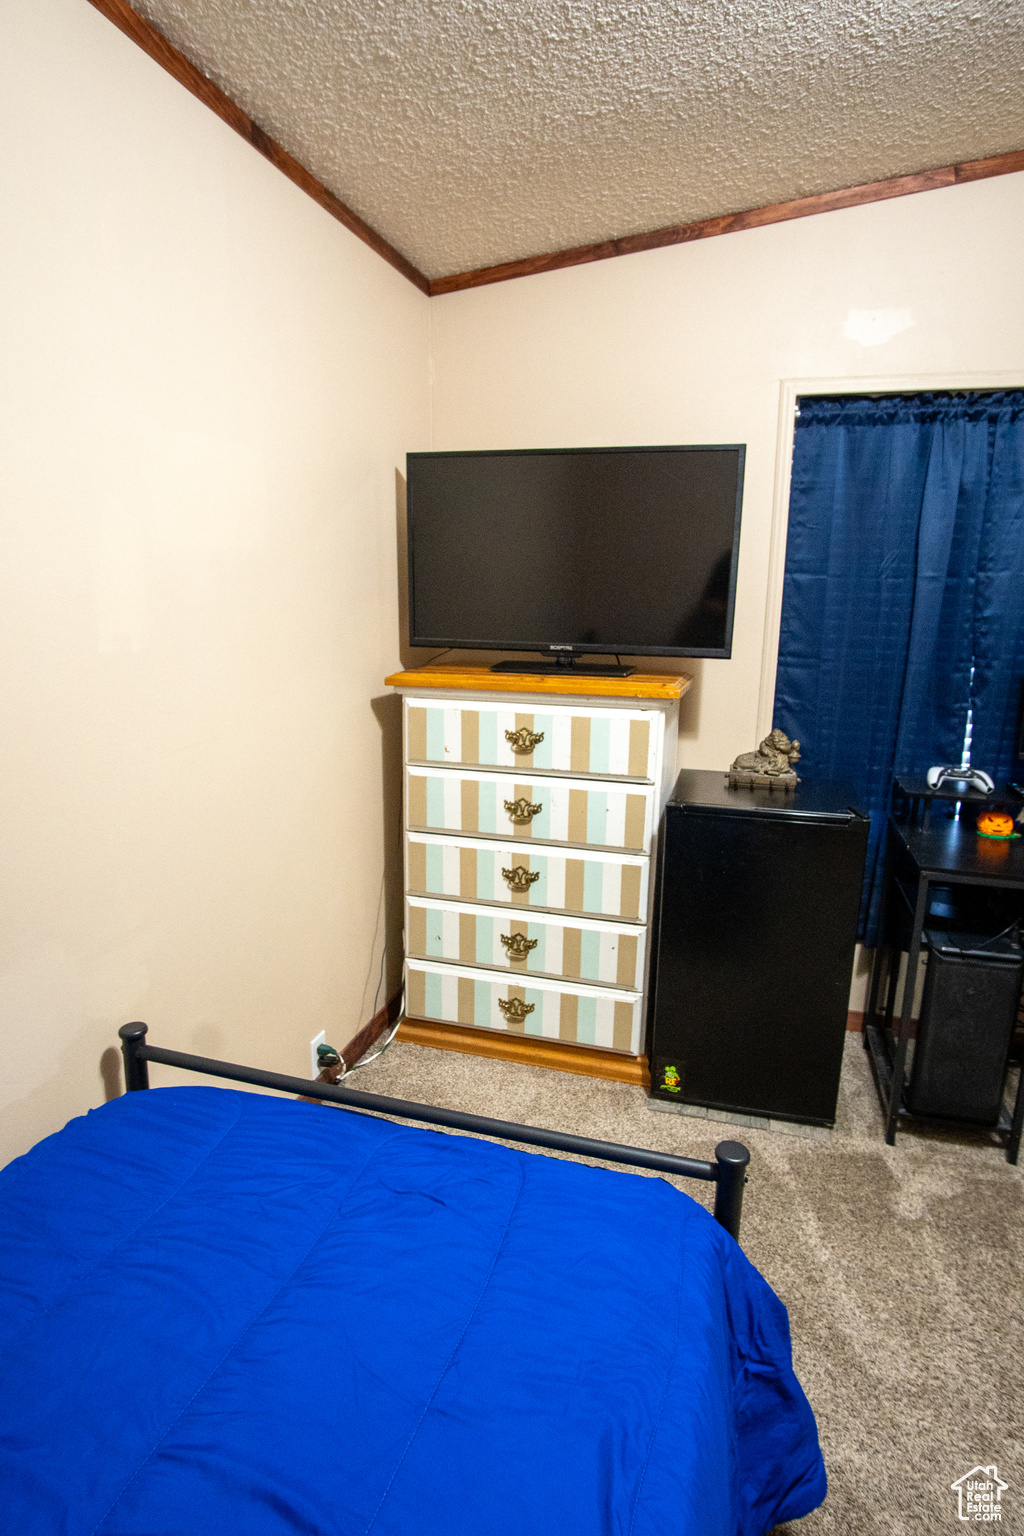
[310,1030,326,1079]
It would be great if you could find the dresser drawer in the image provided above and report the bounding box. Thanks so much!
[405,766,654,852]
[406,958,643,1055]
[405,697,660,782]
[405,833,649,922]
[406,897,647,991]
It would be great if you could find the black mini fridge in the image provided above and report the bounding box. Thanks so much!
[647,770,868,1125]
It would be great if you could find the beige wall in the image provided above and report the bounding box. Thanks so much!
[429,172,1024,778]
[0,0,430,1165]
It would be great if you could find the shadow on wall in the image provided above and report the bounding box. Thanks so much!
[395,469,415,671]
[396,469,451,673]
[3,1021,128,1169]
[675,660,702,743]
[99,1046,122,1102]
[369,468,451,1028]
[368,692,405,1020]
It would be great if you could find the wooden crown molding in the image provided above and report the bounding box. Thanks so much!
[85,0,431,295]
[85,2,1023,300]
[430,149,1024,296]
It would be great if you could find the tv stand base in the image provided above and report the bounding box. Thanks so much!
[490,658,637,678]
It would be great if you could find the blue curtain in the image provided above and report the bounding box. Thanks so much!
[773,391,1024,944]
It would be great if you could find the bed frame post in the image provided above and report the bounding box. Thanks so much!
[118,1022,150,1091]
[712,1141,749,1241]
[110,1025,753,1241]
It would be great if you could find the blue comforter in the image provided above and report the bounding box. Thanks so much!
[0,1087,825,1535]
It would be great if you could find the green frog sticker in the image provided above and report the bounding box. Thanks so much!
[662,1064,681,1094]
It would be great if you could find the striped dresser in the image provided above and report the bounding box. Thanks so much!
[387,671,684,1064]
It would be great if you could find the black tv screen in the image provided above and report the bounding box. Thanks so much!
[406,445,744,659]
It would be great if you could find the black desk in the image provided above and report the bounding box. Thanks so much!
[892,775,1000,829]
[864,819,1024,1162]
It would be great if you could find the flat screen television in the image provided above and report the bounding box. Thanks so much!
[405,444,745,676]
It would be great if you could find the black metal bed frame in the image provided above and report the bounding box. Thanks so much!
[118,1024,750,1241]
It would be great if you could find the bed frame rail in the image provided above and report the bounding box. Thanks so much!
[118,1023,749,1241]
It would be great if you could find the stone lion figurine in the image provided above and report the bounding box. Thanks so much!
[728,728,801,789]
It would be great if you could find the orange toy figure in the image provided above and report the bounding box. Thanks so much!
[976,809,1018,839]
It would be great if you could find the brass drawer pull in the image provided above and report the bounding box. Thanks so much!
[498,996,535,1023]
[505,727,544,753]
[502,865,540,891]
[500,932,538,961]
[505,796,542,823]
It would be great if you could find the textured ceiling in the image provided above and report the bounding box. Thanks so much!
[130,0,1024,279]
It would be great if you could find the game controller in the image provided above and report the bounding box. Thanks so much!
[926,765,995,793]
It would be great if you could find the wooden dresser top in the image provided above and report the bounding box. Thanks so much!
[385,665,691,701]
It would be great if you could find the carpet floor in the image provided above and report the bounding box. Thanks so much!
[350,1032,1022,1535]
